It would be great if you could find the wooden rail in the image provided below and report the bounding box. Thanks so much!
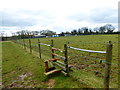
[52,48,63,52]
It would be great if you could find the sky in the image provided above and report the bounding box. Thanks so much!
[0,0,119,36]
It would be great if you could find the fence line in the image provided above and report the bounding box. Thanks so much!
[67,41,119,44]
[17,40,118,65]
[67,41,113,89]
[16,39,119,89]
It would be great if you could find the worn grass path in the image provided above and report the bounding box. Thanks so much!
[2,41,89,88]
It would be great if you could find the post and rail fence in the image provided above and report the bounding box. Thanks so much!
[15,39,118,89]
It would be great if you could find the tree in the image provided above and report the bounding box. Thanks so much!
[81,27,89,34]
[26,30,31,38]
[65,31,70,34]
[99,26,106,34]
[16,30,32,39]
[40,30,56,36]
[105,24,115,34]
[78,28,82,34]
[0,31,5,41]
[31,31,39,35]
[89,28,93,34]
[71,29,78,35]
[93,27,99,34]
[59,32,65,36]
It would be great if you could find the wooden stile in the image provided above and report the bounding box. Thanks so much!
[44,43,69,76]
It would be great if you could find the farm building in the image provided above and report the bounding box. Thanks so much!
[32,35,46,38]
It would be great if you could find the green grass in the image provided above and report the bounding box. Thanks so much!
[2,41,89,88]
[2,34,119,88]
[17,34,119,88]
[23,34,118,63]
[2,41,46,88]
[0,42,2,89]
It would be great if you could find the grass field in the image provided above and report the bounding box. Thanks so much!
[2,41,89,88]
[2,34,119,88]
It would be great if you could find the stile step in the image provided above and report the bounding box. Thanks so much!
[44,69,61,76]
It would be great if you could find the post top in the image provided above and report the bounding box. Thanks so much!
[109,41,112,44]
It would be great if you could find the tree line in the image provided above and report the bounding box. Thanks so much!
[60,24,118,36]
[0,24,119,41]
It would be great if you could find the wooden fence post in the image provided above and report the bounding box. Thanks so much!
[64,44,69,76]
[21,39,22,45]
[22,39,24,47]
[29,39,32,54]
[38,39,41,59]
[23,39,26,50]
[104,41,112,89]
[51,40,54,59]
[118,37,120,89]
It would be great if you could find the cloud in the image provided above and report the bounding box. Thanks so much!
[68,7,117,24]
[1,9,55,27]
[89,7,118,23]
[1,10,34,26]
[0,0,118,36]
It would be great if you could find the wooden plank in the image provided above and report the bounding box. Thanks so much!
[44,69,61,75]
[61,71,67,76]
[52,53,65,61]
[56,61,66,66]
[47,58,60,62]
[53,62,66,71]
[52,48,63,52]
[104,41,112,89]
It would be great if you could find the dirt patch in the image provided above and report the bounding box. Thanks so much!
[47,79,55,88]
[6,72,41,88]
[43,79,55,88]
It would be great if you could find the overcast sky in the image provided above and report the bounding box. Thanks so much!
[0,0,119,36]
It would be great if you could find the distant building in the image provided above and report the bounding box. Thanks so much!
[51,35,59,37]
[32,35,46,38]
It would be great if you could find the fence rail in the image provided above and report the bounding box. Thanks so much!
[39,43,51,47]
[67,46,106,54]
